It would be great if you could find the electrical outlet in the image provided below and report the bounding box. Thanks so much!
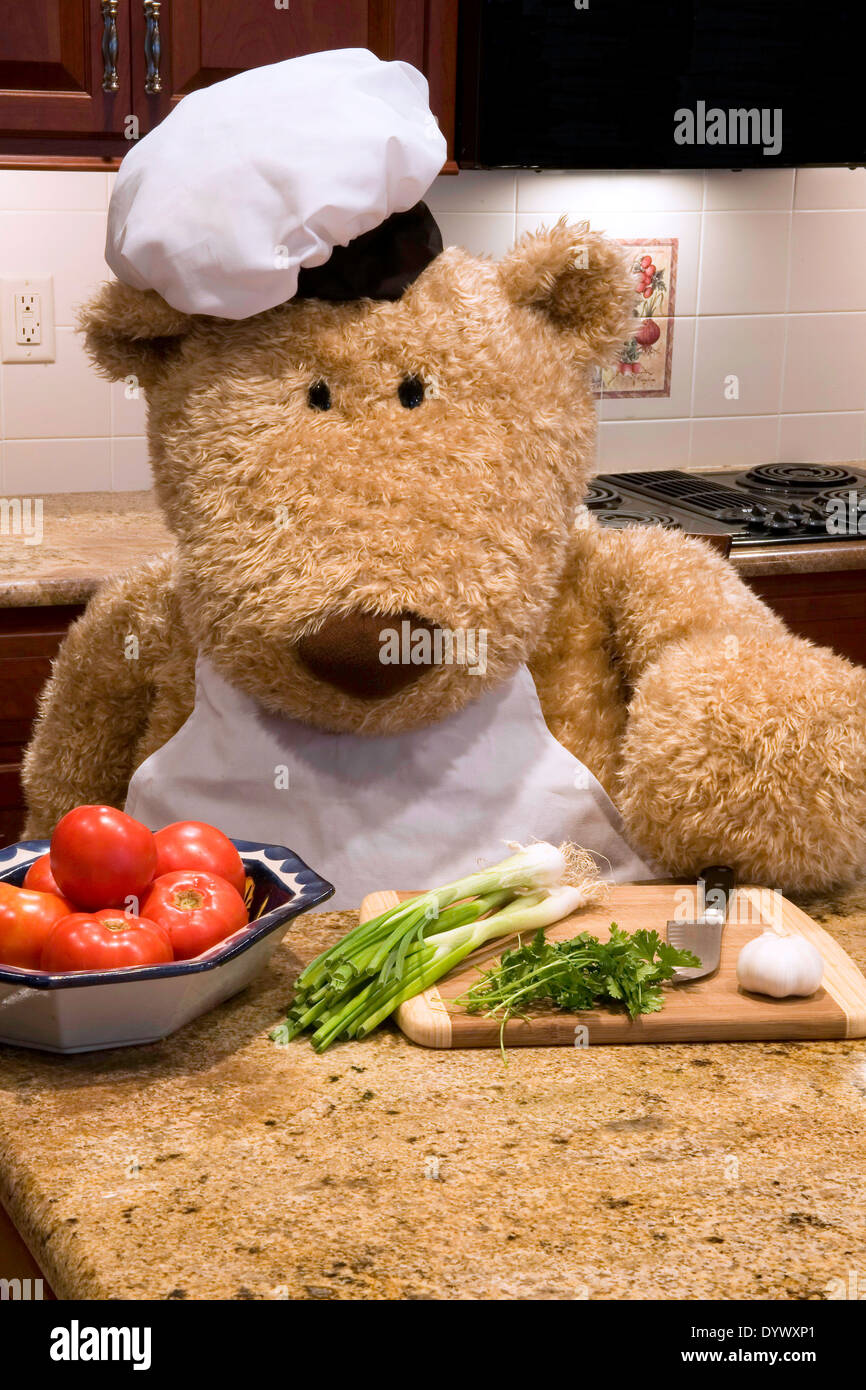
[16,292,41,345]
[1,276,56,363]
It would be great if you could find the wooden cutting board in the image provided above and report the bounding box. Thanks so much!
[358,884,866,1048]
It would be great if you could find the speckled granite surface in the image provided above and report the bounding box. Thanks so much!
[1,887,866,1301]
[0,493,172,606]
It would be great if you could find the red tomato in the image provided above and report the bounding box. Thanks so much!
[153,821,246,895]
[41,910,172,974]
[640,255,653,269]
[24,853,62,896]
[0,883,75,969]
[646,263,656,276]
[642,287,654,299]
[50,805,157,911]
[141,871,249,961]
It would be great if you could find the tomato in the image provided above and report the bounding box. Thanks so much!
[24,854,62,896]
[642,287,654,299]
[41,910,172,974]
[153,821,246,896]
[640,255,653,269]
[50,805,157,911]
[0,883,75,970]
[141,871,249,961]
[646,263,656,276]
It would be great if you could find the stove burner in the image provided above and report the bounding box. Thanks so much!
[584,482,622,511]
[738,463,860,493]
[822,486,866,507]
[816,487,866,537]
[602,509,678,530]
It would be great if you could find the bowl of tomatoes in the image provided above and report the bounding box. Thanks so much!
[0,807,333,1053]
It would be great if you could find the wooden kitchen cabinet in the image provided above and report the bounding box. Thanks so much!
[0,0,132,153]
[0,0,458,167]
[0,604,84,848]
[746,568,866,668]
[0,1202,53,1298]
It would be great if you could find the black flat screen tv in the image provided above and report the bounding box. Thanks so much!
[459,0,865,168]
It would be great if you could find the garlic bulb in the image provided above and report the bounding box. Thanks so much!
[736,931,824,999]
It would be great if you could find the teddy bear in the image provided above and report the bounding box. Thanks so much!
[21,209,866,906]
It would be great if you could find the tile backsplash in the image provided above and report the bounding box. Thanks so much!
[0,165,864,491]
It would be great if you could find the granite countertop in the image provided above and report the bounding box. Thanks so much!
[1,483,865,608]
[1,886,865,1301]
[0,493,172,607]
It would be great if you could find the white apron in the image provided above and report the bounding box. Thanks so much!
[125,656,655,909]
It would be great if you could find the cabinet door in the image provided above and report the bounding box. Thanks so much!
[129,0,369,130]
[0,0,132,137]
[0,605,84,849]
[128,0,456,158]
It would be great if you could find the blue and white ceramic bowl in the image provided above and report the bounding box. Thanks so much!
[0,838,333,1053]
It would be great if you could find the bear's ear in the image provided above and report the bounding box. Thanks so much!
[499,219,633,363]
[77,280,194,387]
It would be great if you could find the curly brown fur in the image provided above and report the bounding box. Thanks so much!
[79,234,611,736]
[78,282,193,388]
[533,522,866,893]
[22,556,194,838]
[498,219,634,361]
[23,222,866,897]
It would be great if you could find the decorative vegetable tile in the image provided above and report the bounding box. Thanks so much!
[593,238,678,398]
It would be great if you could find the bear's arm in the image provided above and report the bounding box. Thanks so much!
[22,555,195,839]
[535,521,866,893]
[531,520,782,796]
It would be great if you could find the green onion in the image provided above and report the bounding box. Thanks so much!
[271,843,607,1052]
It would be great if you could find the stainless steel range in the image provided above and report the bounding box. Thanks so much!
[589,464,866,548]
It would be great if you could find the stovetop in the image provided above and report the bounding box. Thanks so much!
[588,464,866,547]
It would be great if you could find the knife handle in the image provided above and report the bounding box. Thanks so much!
[699,864,735,922]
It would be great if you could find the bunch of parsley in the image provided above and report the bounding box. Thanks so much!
[462,923,698,1040]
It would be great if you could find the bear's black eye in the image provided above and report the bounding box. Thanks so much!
[398,374,425,409]
[307,380,331,411]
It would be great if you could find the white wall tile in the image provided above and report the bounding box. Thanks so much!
[516,171,704,213]
[0,211,110,327]
[2,438,112,493]
[112,436,152,490]
[0,170,109,212]
[794,167,866,211]
[689,415,780,469]
[699,212,790,315]
[600,316,696,421]
[434,211,517,258]
[782,313,866,413]
[789,212,866,312]
[777,412,866,462]
[426,171,516,214]
[692,315,786,416]
[3,328,110,440]
[703,169,794,211]
[111,379,148,436]
[598,418,692,471]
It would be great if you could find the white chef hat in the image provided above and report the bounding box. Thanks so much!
[105,48,447,319]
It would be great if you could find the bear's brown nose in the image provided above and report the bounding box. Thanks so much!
[296,610,438,700]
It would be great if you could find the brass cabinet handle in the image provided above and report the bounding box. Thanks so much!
[144,1,163,94]
[100,1,120,93]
